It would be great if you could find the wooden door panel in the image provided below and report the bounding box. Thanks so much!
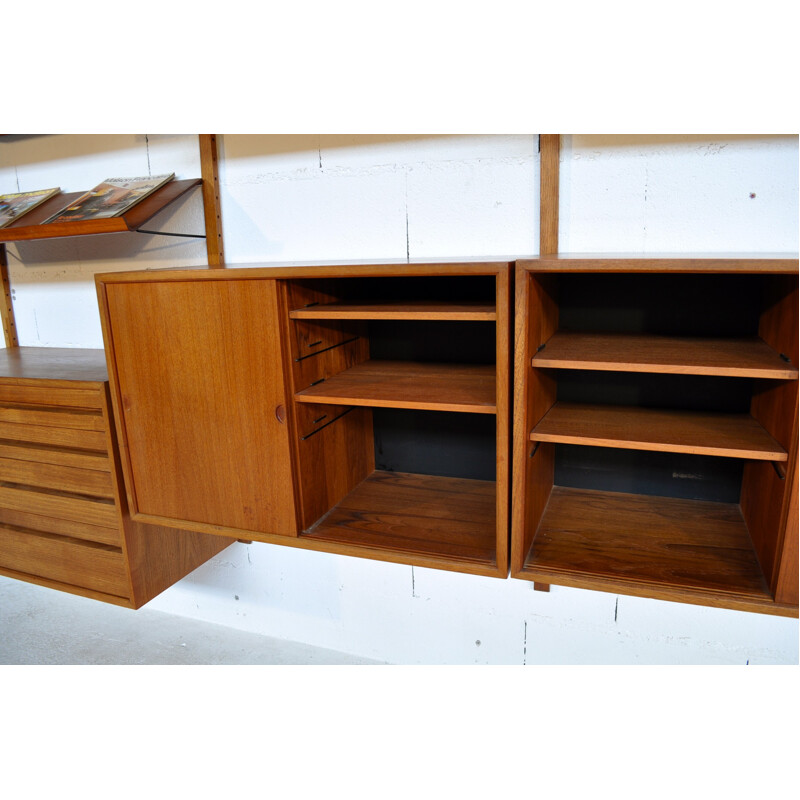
[105,279,298,536]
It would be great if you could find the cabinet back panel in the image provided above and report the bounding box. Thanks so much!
[554,445,744,503]
[368,321,496,364]
[555,370,754,413]
[373,408,496,481]
[557,274,762,337]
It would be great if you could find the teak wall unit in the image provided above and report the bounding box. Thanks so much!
[96,262,512,578]
[513,255,799,617]
[0,135,230,606]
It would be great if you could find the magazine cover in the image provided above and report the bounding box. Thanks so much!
[42,174,175,224]
[0,187,61,228]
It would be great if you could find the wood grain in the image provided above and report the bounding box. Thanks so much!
[0,524,128,597]
[531,401,787,460]
[0,506,121,547]
[199,134,225,267]
[0,346,108,385]
[295,360,497,414]
[303,470,497,565]
[289,300,497,321]
[0,456,114,498]
[539,135,560,255]
[527,486,771,599]
[103,278,299,536]
[0,483,118,527]
[533,331,798,378]
[520,255,799,273]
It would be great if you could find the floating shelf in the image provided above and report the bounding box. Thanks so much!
[289,300,497,321]
[295,360,497,414]
[530,401,788,461]
[523,486,772,603]
[0,179,201,243]
[533,331,798,379]
[302,470,497,568]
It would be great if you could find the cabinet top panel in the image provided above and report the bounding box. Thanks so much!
[517,254,799,273]
[95,260,514,284]
[0,346,108,385]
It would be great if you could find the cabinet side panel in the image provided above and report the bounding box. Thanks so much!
[742,275,799,593]
[104,279,298,536]
[512,271,557,572]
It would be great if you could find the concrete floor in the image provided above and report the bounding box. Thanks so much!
[0,576,383,665]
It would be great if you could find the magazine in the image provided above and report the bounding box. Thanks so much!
[42,174,175,224]
[0,187,61,228]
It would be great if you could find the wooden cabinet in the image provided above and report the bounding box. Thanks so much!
[0,347,230,607]
[97,262,512,578]
[512,256,799,616]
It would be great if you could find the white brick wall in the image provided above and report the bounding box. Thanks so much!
[1,133,797,664]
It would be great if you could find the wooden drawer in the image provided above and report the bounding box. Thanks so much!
[0,483,119,528]
[0,384,105,410]
[0,454,114,499]
[0,403,106,431]
[0,506,121,547]
[0,523,129,598]
[0,420,108,450]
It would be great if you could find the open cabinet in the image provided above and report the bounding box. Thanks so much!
[96,261,512,578]
[512,256,799,616]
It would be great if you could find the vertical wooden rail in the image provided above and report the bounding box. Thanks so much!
[539,134,560,256]
[534,134,561,593]
[1,243,19,348]
[199,134,225,268]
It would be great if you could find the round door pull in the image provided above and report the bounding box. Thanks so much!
[275,404,287,423]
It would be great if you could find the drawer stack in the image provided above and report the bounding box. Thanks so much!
[0,347,229,607]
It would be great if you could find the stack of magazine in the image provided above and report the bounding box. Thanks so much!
[0,187,60,228]
[0,174,175,229]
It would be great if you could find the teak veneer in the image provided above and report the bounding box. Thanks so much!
[96,261,511,578]
[513,256,799,616]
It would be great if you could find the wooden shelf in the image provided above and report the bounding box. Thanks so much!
[533,331,799,379]
[301,470,497,567]
[531,401,788,461]
[295,360,497,414]
[289,300,497,321]
[523,486,773,604]
[0,179,201,243]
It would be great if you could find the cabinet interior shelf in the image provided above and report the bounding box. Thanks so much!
[294,360,497,414]
[302,470,497,569]
[530,401,787,461]
[288,300,497,321]
[522,486,772,604]
[0,179,201,243]
[533,331,798,379]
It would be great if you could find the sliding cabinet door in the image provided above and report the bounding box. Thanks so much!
[102,278,298,538]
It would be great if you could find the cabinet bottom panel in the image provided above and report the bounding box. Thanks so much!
[301,470,498,572]
[516,485,797,615]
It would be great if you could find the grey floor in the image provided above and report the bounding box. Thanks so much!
[0,576,383,665]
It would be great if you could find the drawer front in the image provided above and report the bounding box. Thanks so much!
[0,384,105,410]
[0,524,129,598]
[0,420,108,451]
[0,506,121,547]
[0,455,114,499]
[0,404,106,431]
[0,483,119,529]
